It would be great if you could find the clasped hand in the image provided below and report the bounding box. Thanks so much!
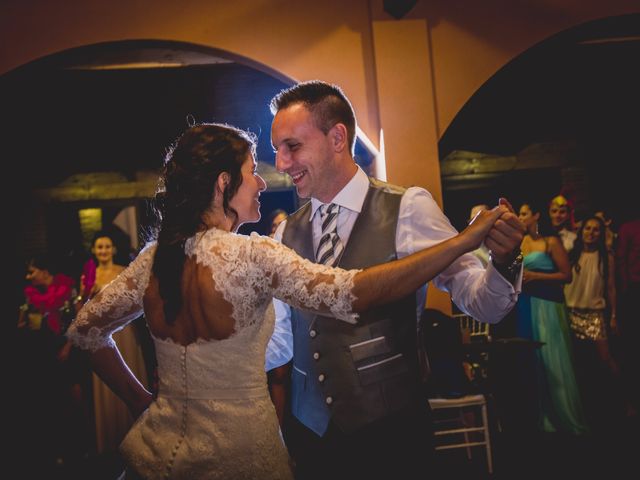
[482,198,526,263]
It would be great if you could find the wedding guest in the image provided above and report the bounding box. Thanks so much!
[268,209,289,238]
[78,230,150,461]
[565,215,632,425]
[17,254,91,473]
[615,215,640,415]
[549,194,577,252]
[517,200,588,435]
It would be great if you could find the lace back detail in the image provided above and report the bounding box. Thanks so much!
[186,230,360,333]
[68,229,359,352]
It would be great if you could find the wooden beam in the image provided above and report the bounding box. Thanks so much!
[441,142,575,178]
[33,162,293,202]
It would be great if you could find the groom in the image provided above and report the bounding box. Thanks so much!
[265,80,525,479]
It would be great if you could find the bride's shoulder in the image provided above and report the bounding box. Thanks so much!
[246,231,286,251]
[247,231,277,243]
[185,229,285,261]
[185,229,249,256]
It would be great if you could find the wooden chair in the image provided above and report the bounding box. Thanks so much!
[428,393,493,474]
[420,309,494,474]
[454,312,491,343]
[453,312,491,384]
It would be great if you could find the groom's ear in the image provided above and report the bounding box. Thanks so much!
[330,123,348,153]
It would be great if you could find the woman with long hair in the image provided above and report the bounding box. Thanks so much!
[517,200,588,435]
[565,215,634,423]
[67,123,506,479]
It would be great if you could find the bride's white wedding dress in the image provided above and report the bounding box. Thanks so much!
[67,228,359,479]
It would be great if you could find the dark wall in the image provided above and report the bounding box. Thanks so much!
[439,15,640,228]
[2,62,287,187]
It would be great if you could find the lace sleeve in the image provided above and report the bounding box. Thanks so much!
[248,233,361,323]
[66,243,157,352]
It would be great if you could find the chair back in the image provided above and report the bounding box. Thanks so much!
[453,313,491,343]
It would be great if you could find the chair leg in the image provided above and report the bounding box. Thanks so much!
[481,402,493,474]
[459,410,472,459]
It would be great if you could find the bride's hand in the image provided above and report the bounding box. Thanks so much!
[485,197,526,263]
[462,205,508,251]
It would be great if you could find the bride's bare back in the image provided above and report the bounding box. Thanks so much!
[144,256,236,345]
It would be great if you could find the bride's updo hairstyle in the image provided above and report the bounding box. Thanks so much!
[153,123,257,321]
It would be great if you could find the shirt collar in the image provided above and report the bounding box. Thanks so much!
[309,166,369,221]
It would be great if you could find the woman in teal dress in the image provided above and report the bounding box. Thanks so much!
[516,201,588,435]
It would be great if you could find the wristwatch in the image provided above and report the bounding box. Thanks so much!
[490,249,523,282]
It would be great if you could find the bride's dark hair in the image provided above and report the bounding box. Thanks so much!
[152,123,257,322]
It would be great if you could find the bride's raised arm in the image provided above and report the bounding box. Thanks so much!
[251,206,507,321]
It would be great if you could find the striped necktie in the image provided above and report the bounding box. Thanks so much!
[316,203,344,266]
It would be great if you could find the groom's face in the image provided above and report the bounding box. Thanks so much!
[271,103,336,202]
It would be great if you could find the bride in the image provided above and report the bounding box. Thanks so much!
[66,123,505,479]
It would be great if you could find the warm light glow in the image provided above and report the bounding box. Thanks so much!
[67,62,185,70]
[374,128,387,181]
[78,208,102,251]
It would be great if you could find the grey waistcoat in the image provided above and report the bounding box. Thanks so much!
[282,178,420,436]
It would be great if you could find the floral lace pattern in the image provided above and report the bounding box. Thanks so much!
[66,243,155,352]
[65,228,360,479]
[187,230,359,331]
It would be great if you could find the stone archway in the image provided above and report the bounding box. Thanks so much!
[5,39,379,285]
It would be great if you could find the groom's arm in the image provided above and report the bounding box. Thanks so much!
[265,220,294,427]
[265,219,294,372]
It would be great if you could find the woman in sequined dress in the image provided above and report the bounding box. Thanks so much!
[565,215,634,422]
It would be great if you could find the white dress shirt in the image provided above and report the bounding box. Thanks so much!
[265,167,521,371]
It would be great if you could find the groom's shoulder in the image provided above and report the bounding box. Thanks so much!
[287,200,312,223]
[368,176,407,197]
